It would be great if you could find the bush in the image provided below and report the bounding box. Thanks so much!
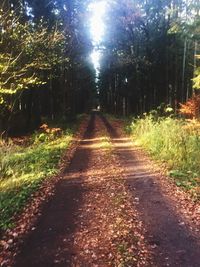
[0,128,73,230]
[179,95,200,119]
[128,115,200,198]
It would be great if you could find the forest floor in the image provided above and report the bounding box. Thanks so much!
[1,113,200,267]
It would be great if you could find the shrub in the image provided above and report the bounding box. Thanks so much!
[128,115,200,199]
[179,95,200,119]
[0,128,73,230]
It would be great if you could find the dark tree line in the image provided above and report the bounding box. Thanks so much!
[0,0,200,134]
[99,0,200,116]
[0,0,95,134]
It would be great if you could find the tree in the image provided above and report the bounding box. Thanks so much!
[0,0,96,134]
[98,0,200,115]
[0,2,67,132]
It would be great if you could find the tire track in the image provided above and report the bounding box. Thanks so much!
[99,113,200,267]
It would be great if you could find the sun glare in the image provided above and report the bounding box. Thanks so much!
[90,50,101,71]
[89,1,107,45]
[89,1,107,73]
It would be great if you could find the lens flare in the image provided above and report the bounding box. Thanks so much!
[90,50,101,70]
[89,1,107,46]
[89,1,107,73]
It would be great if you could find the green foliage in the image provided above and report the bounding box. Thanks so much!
[0,1,94,126]
[128,115,200,198]
[0,128,73,230]
[168,169,199,191]
[99,0,200,115]
[193,67,200,89]
[0,5,67,117]
[99,136,112,150]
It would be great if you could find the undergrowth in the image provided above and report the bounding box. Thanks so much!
[99,136,112,150]
[0,124,74,231]
[127,115,200,200]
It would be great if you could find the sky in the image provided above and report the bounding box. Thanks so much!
[89,1,107,75]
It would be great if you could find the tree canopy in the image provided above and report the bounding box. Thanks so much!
[0,0,199,133]
[0,0,95,134]
[98,0,200,115]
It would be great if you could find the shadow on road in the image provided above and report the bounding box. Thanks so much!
[99,114,200,267]
[14,114,96,267]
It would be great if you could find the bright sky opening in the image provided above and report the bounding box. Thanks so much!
[89,1,107,45]
[89,1,107,73]
[91,50,101,72]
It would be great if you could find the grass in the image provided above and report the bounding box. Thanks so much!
[99,136,112,150]
[0,124,75,231]
[127,115,200,200]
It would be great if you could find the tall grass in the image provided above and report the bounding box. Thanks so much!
[0,128,73,230]
[128,115,200,198]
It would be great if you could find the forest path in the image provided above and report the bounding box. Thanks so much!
[13,113,200,267]
[100,115,200,267]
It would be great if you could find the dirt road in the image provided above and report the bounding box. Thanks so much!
[4,113,200,266]
[100,114,200,267]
